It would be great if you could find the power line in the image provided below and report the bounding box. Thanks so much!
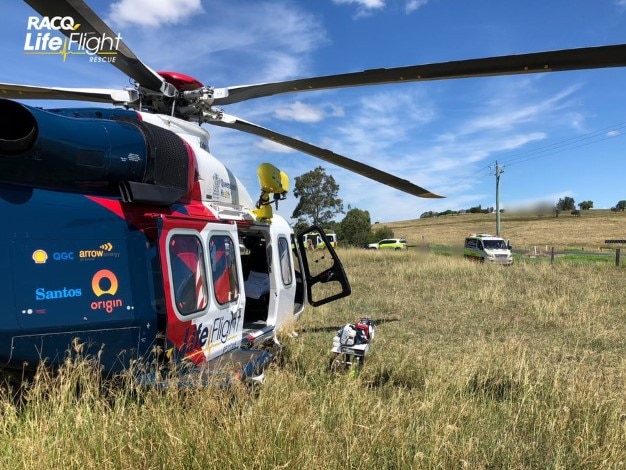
[499,121,626,167]
[426,120,626,197]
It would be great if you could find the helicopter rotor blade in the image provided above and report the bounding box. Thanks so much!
[0,83,138,104]
[208,113,442,199]
[212,44,626,106]
[24,0,175,97]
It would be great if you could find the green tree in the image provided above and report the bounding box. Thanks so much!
[556,197,575,211]
[292,217,309,236]
[324,220,339,233]
[339,208,371,247]
[578,200,593,210]
[370,225,395,243]
[292,167,343,226]
[616,200,626,211]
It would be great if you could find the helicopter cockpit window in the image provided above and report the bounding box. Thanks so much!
[278,236,293,286]
[210,235,240,305]
[169,234,209,316]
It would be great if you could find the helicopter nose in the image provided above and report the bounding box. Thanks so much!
[0,99,38,156]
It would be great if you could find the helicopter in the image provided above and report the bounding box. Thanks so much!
[1,0,625,383]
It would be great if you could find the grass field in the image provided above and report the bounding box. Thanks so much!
[2,214,626,468]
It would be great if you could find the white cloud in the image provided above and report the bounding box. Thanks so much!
[108,0,203,27]
[332,0,428,16]
[566,112,586,131]
[607,130,621,137]
[260,54,308,84]
[274,101,326,123]
[459,85,579,135]
[109,1,327,84]
[333,0,385,9]
[332,0,385,17]
[324,89,436,159]
[405,0,428,13]
[255,139,297,153]
[328,105,346,117]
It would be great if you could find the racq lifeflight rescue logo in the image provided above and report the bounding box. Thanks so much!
[24,15,122,63]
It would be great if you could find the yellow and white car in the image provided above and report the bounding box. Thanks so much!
[367,238,407,250]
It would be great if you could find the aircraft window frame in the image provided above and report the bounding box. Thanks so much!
[209,234,240,306]
[278,236,293,286]
[168,233,209,317]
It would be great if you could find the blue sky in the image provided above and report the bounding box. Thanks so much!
[2,0,626,223]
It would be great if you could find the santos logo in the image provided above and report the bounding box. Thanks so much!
[91,269,124,314]
[35,286,82,300]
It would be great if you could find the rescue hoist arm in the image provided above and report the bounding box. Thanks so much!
[252,163,289,222]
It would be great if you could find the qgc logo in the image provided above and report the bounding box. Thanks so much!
[32,249,75,263]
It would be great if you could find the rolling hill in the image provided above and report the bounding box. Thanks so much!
[382,209,626,251]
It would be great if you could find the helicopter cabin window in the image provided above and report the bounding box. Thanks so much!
[169,234,209,316]
[209,235,240,305]
[278,237,293,286]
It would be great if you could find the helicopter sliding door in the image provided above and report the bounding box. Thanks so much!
[157,215,245,365]
[268,217,300,326]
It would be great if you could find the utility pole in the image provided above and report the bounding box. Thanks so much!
[492,161,504,236]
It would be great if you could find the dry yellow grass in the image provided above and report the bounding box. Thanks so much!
[383,209,626,250]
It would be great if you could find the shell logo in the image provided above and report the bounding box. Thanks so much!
[32,249,48,264]
[91,269,119,297]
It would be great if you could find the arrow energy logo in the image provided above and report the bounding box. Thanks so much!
[24,16,122,63]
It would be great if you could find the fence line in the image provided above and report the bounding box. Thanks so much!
[514,246,621,266]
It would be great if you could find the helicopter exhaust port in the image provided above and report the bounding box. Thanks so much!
[0,99,195,204]
[0,99,38,155]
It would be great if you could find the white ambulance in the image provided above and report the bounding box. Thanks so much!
[304,231,337,249]
[463,233,513,265]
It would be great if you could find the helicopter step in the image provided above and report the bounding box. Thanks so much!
[242,322,276,348]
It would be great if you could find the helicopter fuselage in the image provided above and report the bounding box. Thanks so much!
[0,101,350,377]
